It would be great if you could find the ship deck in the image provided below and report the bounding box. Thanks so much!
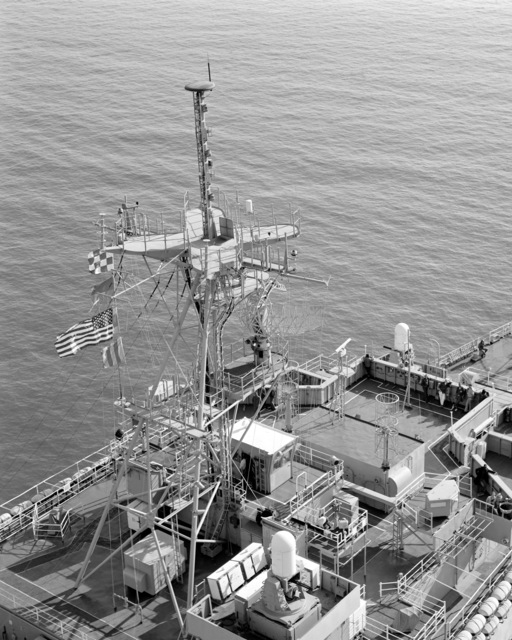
[0,477,490,640]
[447,334,512,390]
[446,334,512,493]
[2,336,512,640]
[0,480,202,640]
[274,376,458,481]
[0,379,464,640]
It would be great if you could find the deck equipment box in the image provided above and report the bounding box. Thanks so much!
[231,418,296,494]
[207,559,245,602]
[425,479,459,517]
[232,542,267,580]
[123,530,186,595]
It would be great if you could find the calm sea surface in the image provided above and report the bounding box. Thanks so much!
[1,0,511,502]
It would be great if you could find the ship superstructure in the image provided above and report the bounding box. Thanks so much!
[1,83,512,640]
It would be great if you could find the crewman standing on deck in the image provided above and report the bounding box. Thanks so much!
[465,385,474,412]
[421,376,430,404]
[363,354,372,378]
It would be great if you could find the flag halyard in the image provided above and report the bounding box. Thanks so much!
[55,309,114,358]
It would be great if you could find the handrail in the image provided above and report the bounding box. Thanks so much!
[289,468,339,515]
[224,352,288,397]
[294,441,344,474]
[0,411,195,535]
[244,495,289,520]
[305,508,368,551]
[0,419,181,543]
[0,580,94,640]
[297,352,360,374]
[461,366,512,391]
[378,580,446,640]
[445,547,512,636]
[439,338,480,368]
[399,548,441,589]
[439,322,512,368]
[394,471,451,507]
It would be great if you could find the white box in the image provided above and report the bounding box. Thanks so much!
[123,531,186,595]
[425,479,459,517]
[207,560,246,602]
[232,542,266,580]
[297,556,320,590]
[127,499,148,532]
[123,565,147,592]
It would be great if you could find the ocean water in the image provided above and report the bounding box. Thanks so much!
[1,0,511,503]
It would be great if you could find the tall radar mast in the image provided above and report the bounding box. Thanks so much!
[185,80,216,240]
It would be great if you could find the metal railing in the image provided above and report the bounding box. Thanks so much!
[462,366,512,392]
[376,582,446,640]
[445,547,512,637]
[0,418,167,543]
[394,470,455,511]
[0,457,116,544]
[401,500,433,531]
[439,321,512,368]
[297,352,360,375]
[294,441,345,474]
[305,508,368,551]
[113,208,182,248]
[396,553,440,593]
[0,580,94,640]
[288,468,340,515]
[244,495,289,521]
[224,353,288,399]
[33,508,71,539]
[395,472,426,505]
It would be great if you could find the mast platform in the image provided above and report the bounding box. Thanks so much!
[108,222,299,272]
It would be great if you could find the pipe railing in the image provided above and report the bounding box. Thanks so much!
[0,580,95,640]
[439,322,512,368]
[445,547,512,636]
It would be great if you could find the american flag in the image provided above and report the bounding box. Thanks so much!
[55,308,114,358]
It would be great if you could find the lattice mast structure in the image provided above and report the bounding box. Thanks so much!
[74,80,302,623]
[184,81,231,608]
